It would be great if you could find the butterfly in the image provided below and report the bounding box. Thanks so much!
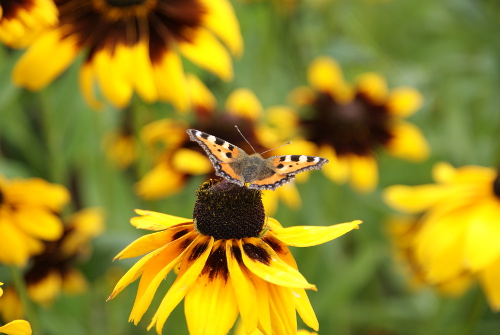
[187,129,329,190]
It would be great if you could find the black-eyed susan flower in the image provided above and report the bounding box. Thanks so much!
[12,0,242,110]
[137,77,301,214]
[0,175,69,266]
[0,283,32,335]
[289,56,429,192]
[0,0,57,48]
[109,179,361,334]
[384,162,500,310]
[24,208,104,306]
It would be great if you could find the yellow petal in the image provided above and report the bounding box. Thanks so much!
[187,73,217,112]
[383,184,451,214]
[27,270,62,305]
[12,207,63,241]
[150,236,214,333]
[271,220,361,247]
[135,162,185,199]
[153,50,189,111]
[61,268,88,295]
[464,200,500,271]
[355,72,388,105]
[318,145,349,184]
[479,255,500,311]
[130,41,157,103]
[348,154,378,193]
[185,272,239,335]
[225,88,263,120]
[251,274,272,334]
[0,320,32,335]
[199,0,243,56]
[113,230,175,260]
[239,239,315,289]
[92,46,134,108]
[171,148,213,175]
[179,28,233,81]
[386,121,429,162]
[293,287,318,331]
[386,87,423,118]
[0,218,31,266]
[129,233,195,324]
[226,241,259,333]
[308,56,351,102]
[13,29,79,90]
[130,209,192,230]
[7,178,69,211]
[268,283,296,335]
[79,61,103,109]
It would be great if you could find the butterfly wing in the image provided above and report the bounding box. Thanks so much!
[248,155,329,190]
[186,129,246,186]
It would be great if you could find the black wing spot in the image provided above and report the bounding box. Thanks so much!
[228,144,234,151]
[290,155,301,162]
[276,163,284,169]
[307,156,315,162]
[279,156,286,162]
[226,152,232,158]
[200,133,209,139]
[215,138,225,146]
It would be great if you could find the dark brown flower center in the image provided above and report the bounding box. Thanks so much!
[56,0,206,64]
[0,0,35,20]
[105,0,146,6]
[301,92,393,157]
[193,180,265,240]
[493,171,500,198]
[0,189,4,204]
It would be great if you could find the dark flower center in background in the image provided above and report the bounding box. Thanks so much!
[56,0,206,64]
[301,92,393,157]
[0,0,35,20]
[493,170,500,198]
[0,189,4,204]
[193,179,265,240]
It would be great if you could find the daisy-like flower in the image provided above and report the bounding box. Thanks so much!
[12,0,242,110]
[0,175,69,266]
[137,76,301,214]
[0,0,57,48]
[289,56,429,192]
[109,179,361,334]
[24,208,104,306]
[383,162,500,310]
[0,283,32,335]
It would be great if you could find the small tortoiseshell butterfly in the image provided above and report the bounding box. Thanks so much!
[187,129,329,190]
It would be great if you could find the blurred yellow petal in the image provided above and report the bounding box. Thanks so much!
[387,87,423,117]
[79,62,103,109]
[308,56,350,102]
[61,268,88,295]
[200,0,243,56]
[131,41,157,103]
[356,72,388,105]
[12,29,79,90]
[383,184,450,214]
[12,208,63,241]
[187,74,217,112]
[135,162,185,199]
[28,270,62,305]
[0,219,31,266]
[386,121,429,162]
[171,148,213,175]
[289,86,316,106]
[348,154,378,193]
[225,88,263,120]
[180,28,233,81]
[0,320,32,335]
[153,51,189,111]
[318,145,349,184]
[479,255,500,311]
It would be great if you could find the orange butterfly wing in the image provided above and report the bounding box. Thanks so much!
[248,155,329,190]
[187,129,246,185]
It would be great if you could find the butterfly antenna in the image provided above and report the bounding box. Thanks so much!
[235,125,257,154]
[259,141,292,155]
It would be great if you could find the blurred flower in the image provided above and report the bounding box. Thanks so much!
[12,0,242,110]
[24,208,104,306]
[234,317,318,335]
[0,175,69,266]
[0,283,32,335]
[0,0,57,48]
[384,162,500,310]
[289,56,429,192]
[137,76,301,214]
[108,179,361,335]
[103,112,139,169]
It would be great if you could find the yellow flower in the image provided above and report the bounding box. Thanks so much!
[288,56,429,193]
[137,77,302,214]
[12,0,242,110]
[24,208,105,306]
[109,179,361,334]
[0,283,32,335]
[384,162,500,310]
[0,0,57,48]
[0,175,69,266]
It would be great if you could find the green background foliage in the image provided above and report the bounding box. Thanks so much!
[1,0,500,334]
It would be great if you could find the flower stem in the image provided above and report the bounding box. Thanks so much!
[9,266,40,334]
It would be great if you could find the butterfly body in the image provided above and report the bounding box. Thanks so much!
[187,129,328,190]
